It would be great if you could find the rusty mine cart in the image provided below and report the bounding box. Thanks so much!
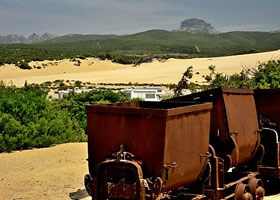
[84,88,266,200]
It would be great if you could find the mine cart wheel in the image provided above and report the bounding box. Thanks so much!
[235,183,253,200]
[151,177,163,200]
[153,177,163,195]
[248,177,265,200]
[84,174,94,196]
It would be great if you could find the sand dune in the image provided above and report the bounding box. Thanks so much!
[1,50,280,87]
[0,143,88,200]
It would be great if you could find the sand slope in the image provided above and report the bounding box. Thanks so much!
[0,143,88,200]
[1,50,280,87]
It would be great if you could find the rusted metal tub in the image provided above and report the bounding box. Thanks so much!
[254,89,280,179]
[85,101,212,199]
[168,88,261,169]
[254,88,280,129]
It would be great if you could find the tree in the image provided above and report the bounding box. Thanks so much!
[253,60,280,89]
[172,66,196,96]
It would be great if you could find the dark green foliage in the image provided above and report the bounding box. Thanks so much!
[253,60,280,89]
[17,61,32,70]
[0,83,88,152]
[45,34,117,43]
[172,66,194,96]
[173,59,280,93]
[111,55,140,64]
[200,65,254,90]
[0,83,86,152]
[0,82,135,152]
[234,49,261,55]
[201,60,280,90]
[57,90,130,132]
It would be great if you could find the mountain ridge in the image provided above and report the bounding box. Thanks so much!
[2,18,279,44]
[0,33,57,44]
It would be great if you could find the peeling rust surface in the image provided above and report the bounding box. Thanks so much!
[106,181,137,199]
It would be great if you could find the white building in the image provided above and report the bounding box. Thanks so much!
[58,88,92,99]
[121,88,165,101]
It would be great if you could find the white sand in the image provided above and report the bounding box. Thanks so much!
[1,50,280,86]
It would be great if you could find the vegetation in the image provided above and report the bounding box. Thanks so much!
[17,60,32,69]
[0,82,133,152]
[1,30,280,67]
[172,59,280,95]
[201,59,280,90]
[57,90,131,133]
[45,34,117,43]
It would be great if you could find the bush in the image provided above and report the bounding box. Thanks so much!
[0,82,137,152]
[17,61,32,70]
[58,89,131,132]
[171,59,280,94]
[0,83,86,152]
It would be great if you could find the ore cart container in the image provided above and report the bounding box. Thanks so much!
[85,101,212,199]
[168,88,261,169]
[254,88,280,127]
[254,89,280,179]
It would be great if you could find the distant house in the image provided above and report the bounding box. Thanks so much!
[121,88,165,101]
[58,88,92,99]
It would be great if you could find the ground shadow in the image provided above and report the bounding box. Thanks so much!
[69,189,89,200]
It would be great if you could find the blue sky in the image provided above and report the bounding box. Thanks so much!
[1,0,280,36]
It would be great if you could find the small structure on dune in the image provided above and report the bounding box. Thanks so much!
[121,88,165,101]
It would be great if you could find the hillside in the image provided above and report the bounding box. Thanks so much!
[1,30,280,66]
[45,34,117,43]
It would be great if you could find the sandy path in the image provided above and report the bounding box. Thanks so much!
[0,143,88,200]
[0,143,279,200]
[1,50,280,87]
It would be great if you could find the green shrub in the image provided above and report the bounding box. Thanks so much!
[17,61,32,70]
[171,59,280,94]
[0,82,137,152]
[58,89,131,132]
[0,83,86,152]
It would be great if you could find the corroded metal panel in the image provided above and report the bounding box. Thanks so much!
[163,109,211,190]
[169,88,260,167]
[86,101,212,190]
[254,88,280,130]
[222,90,259,165]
